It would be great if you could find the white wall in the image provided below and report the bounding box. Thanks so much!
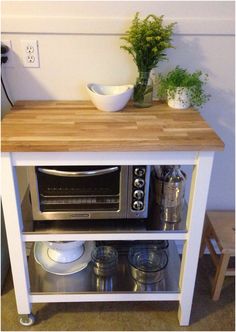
[1,1,235,210]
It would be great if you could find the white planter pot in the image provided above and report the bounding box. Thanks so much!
[167,87,191,109]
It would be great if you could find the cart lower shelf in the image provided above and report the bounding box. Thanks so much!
[28,241,180,303]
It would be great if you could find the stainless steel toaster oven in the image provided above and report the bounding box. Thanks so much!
[28,165,151,220]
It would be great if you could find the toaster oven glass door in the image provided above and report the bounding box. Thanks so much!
[36,166,122,212]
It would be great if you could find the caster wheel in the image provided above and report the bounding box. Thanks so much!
[19,313,35,326]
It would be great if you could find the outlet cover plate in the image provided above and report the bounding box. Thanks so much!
[21,40,40,68]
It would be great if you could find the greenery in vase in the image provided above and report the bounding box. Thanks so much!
[120,12,176,104]
[157,66,210,108]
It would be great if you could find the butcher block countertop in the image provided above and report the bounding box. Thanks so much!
[1,100,224,152]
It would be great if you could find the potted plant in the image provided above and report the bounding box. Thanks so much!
[120,12,176,108]
[157,66,210,109]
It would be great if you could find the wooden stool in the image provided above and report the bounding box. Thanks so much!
[200,211,235,301]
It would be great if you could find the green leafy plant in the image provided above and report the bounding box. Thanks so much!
[157,66,210,108]
[120,12,176,73]
[120,13,176,106]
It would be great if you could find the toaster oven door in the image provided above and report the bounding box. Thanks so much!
[28,166,128,220]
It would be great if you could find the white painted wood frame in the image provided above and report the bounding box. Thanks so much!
[30,292,179,304]
[1,150,214,326]
[1,153,31,314]
[22,232,188,242]
[178,151,214,325]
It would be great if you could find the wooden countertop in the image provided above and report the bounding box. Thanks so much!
[1,101,224,152]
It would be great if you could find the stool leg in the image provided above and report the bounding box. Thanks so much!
[212,253,230,301]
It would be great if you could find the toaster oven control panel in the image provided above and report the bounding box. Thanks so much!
[132,166,147,211]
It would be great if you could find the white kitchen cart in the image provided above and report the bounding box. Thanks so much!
[1,101,224,326]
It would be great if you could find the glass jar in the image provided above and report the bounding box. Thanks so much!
[160,165,186,223]
[133,71,153,108]
[91,246,118,277]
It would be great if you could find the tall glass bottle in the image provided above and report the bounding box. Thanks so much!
[160,165,186,223]
[154,165,171,205]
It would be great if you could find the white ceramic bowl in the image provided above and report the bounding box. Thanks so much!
[86,83,134,112]
[46,241,85,263]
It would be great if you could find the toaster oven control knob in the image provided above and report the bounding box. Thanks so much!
[133,190,144,200]
[134,178,145,189]
[133,200,144,211]
[134,167,146,177]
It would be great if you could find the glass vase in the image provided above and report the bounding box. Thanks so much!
[133,71,153,108]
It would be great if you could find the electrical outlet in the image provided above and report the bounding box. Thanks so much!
[1,40,14,67]
[21,40,40,68]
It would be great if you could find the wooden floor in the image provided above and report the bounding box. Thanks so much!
[1,255,235,331]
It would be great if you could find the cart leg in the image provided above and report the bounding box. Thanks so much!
[19,313,35,326]
[178,152,214,325]
[1,153,32,315]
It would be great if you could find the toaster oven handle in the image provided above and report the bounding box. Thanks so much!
[37,167,119,177]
